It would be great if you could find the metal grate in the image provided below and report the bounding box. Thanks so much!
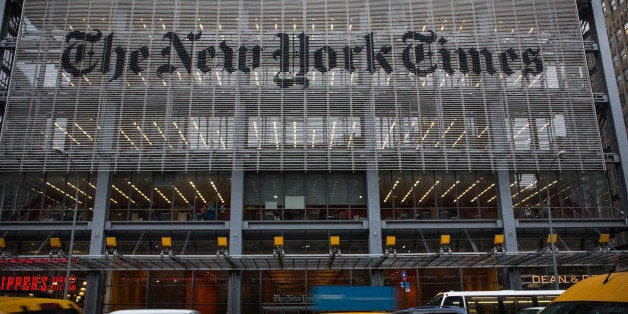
[0,0,604,172]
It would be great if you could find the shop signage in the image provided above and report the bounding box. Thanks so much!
[61,30,544,88]
[530,274,590,284]
[272,294,314,303]
[0,275,77,292]
[0,257,80,265]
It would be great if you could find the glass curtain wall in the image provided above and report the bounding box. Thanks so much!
[243,172,366,221]
[0,172,95,222]
[108,171,231,221]
[379,170,497,220]
[511,171,613,219]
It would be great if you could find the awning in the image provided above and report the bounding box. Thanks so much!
[0,250,624,271]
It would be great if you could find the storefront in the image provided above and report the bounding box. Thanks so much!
[0,253,618,313]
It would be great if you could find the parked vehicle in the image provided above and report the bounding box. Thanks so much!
[425,290,563,314]
[516,307,545,314]
[540,271,628,313]
[0,296,81,314]
[392,306,466,313]
[109,311,199,314]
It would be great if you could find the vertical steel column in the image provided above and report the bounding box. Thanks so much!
[367,169,384,285]
[495,170,521,289]
[83,170,112,314]
[591,0,628,222]
[227,170,244,314]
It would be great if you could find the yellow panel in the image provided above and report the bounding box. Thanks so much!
[440,234,451,246]
[217,237,228,247]
[598,233,610,244]
[161,237,172,248]
[493,234,504,245]
[546,233,558,244]
[106,237,117,248]
[0,237,5,249]
[274,236,284,246]
[385,236,396,246]
[329,236,340,247]
[50,237,61,249]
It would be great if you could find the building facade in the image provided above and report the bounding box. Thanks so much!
[0,1,626,313]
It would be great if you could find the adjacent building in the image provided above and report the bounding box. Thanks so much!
[0,1,626,313]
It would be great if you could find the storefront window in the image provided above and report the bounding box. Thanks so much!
[241,270,370,313]
[105,270,228,313]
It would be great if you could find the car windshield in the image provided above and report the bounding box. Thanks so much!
[425,295,444,307]
[541,301,628,314]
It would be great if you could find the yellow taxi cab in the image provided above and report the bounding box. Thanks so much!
[540,271,628,313]
[0,296,81,314]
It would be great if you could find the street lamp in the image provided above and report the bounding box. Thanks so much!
[53,147,79,300]
[546,149,566,290]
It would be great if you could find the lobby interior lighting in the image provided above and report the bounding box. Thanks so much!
[128,181,151,202]
[119,128,139,150]
[470,183,495,202]
[153,187,172,205]
[112,184,136,204]
[74,123,93,141]
[477,126,488,138]
[54,122,80,145]
[191,120,208,148]
[347,121,357,148]
[273,120,279,149]
[209,180,225,204]
[328,120,337,149]
[383,179,400,203]
[452,130,466,147]
[172,122,189,145]
[132,121,153,145]
[418,180,439,203]
[441,180,460,198]
[173,187,190,205]
[454,179,481,202]
[400,180,421,203]
[45,182,81,203]
[189,181,207,204]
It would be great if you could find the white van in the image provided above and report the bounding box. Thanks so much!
[109,310,199,314]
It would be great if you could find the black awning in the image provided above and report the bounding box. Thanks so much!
[0,250,624,271]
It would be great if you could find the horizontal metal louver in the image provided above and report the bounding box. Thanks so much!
[0,0,604,172]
